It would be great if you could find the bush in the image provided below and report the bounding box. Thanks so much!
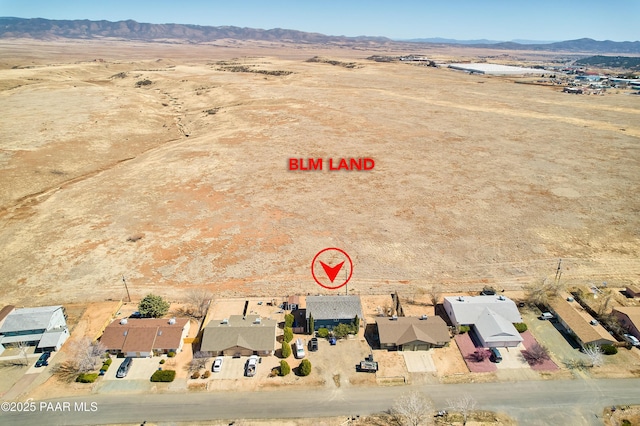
[76,373,99,383]
[159,359,166,364]
[602,344,618,355]
[151,370,176,382]
[279,360,290,376]
[104,358,113,366]
[138,293,170,318]
[167,351,176,358]
[100,362,110,371]
[285,313,294,328]
[317,328,329,339]
[458,325,471,334]
[202,370,211,378]
[283,327,293,343]
[333,323,356,339]
[281,341,292,358]
[299,359,312,376]
[191,371,201,379]
[514,323,528,333]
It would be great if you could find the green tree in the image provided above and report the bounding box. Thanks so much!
[281,341,291,358]
[138,294,170,318]
[279,360,290,376]
[283,326,293,343]
[353,315,360,330]
[333,323,353,339]
[285,313,294,328]
[308,315,314,335]
[299,359,312,376]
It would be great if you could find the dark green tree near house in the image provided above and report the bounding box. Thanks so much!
[354,315,360,329]
[279,360,290,376]
[308,315,314,335]
[281,341,291,358]
[284,313,294,328]
[138,294,170,318]
[283,327,293,343]
[299,359,312,376]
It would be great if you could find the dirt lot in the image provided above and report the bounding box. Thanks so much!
[0,40,639,310]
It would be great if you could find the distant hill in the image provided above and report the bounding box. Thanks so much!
[575,55,640,71]
[0,17,391,44]
[1,18,638,54]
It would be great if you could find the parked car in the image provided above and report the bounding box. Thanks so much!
[489,347,502,363]
[34,352,50,368]
[116,357,133,378]
[212,356,223,372]
[309,337,318,352]
[245,355,259,377]
[623,334,640,347]
[295,338,305,359]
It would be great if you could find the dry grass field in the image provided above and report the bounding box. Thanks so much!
[0,39,638,307]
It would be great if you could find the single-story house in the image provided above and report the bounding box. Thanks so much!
[0,305,69,353]
[0,305,16,356]
[547,296,615,348]
[99,317,190,358]
[377,316,450,351]
[200,315,276,357]
[612,307,640,340]
[443,295,523,347]
[305,295,364,332]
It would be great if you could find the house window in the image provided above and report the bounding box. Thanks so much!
[334,319,339,322]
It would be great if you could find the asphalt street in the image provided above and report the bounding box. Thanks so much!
[2,378,640,425]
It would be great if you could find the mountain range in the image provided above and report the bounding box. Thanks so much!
[1,17,639,54]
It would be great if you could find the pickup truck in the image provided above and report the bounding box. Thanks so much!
[245,355,259,377]
[357,354,378,373]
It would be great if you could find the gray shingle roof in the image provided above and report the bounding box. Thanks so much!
[201,315,276,353]
[0,306,64,334]
[305,295,363,321]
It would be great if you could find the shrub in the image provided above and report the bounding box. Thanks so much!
[191,371,201,379]
[308,315,314,335]
[202,370,211,378]
[333,323,355,339]
[76,373,99,383]
[284,313,294,328]
[103,358,113,366]
[281,341,292,358]
[279,360,290,376]
[458,325,471,334]
[514,323,528,333]
[602,344,618,355]
[317,328,329,339]
[467,348,490,362]
[100,362,110,371]
[299,359,312,376]
[151,370,176,382]
[159,359,166,364]
[167,351,176,358]
[283,327,293,343]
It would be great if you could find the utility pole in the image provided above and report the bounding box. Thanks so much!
[122,275,131,303]
[554,258,562,285]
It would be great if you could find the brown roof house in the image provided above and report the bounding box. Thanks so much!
[200,315,277,357]
[547,296,615,348]
[377,316,450,351]
[100,317,190,358]
[612,307,640,340]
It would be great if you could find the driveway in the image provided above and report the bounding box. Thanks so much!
[402,351,435,372]
[495,345,529,370]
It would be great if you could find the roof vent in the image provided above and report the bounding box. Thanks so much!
[391,315,398,321]
[221,318,229,324]
[169,317,176,325]
[498,295,505,301]
[120,318,128,325]
[254,317,262,324]
[458,296,464,302]
[420,315,428,320]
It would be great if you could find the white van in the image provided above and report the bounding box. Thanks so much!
[295,338,305,359]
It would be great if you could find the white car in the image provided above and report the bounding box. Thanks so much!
[623,334,640,347]
[212,356,223,372]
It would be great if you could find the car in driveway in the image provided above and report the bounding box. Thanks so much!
[623,334,640,347]
[34,352,50,367]
[212,356,223,372]
[489,347,502,363]
[309,337,318,352]
[116,357,133,378]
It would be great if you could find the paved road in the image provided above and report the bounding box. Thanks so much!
[2,378,640,425]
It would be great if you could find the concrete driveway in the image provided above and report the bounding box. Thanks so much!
[495,344,529,369]
[402,351,435,372]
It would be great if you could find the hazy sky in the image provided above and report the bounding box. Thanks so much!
[1,0,638,42]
